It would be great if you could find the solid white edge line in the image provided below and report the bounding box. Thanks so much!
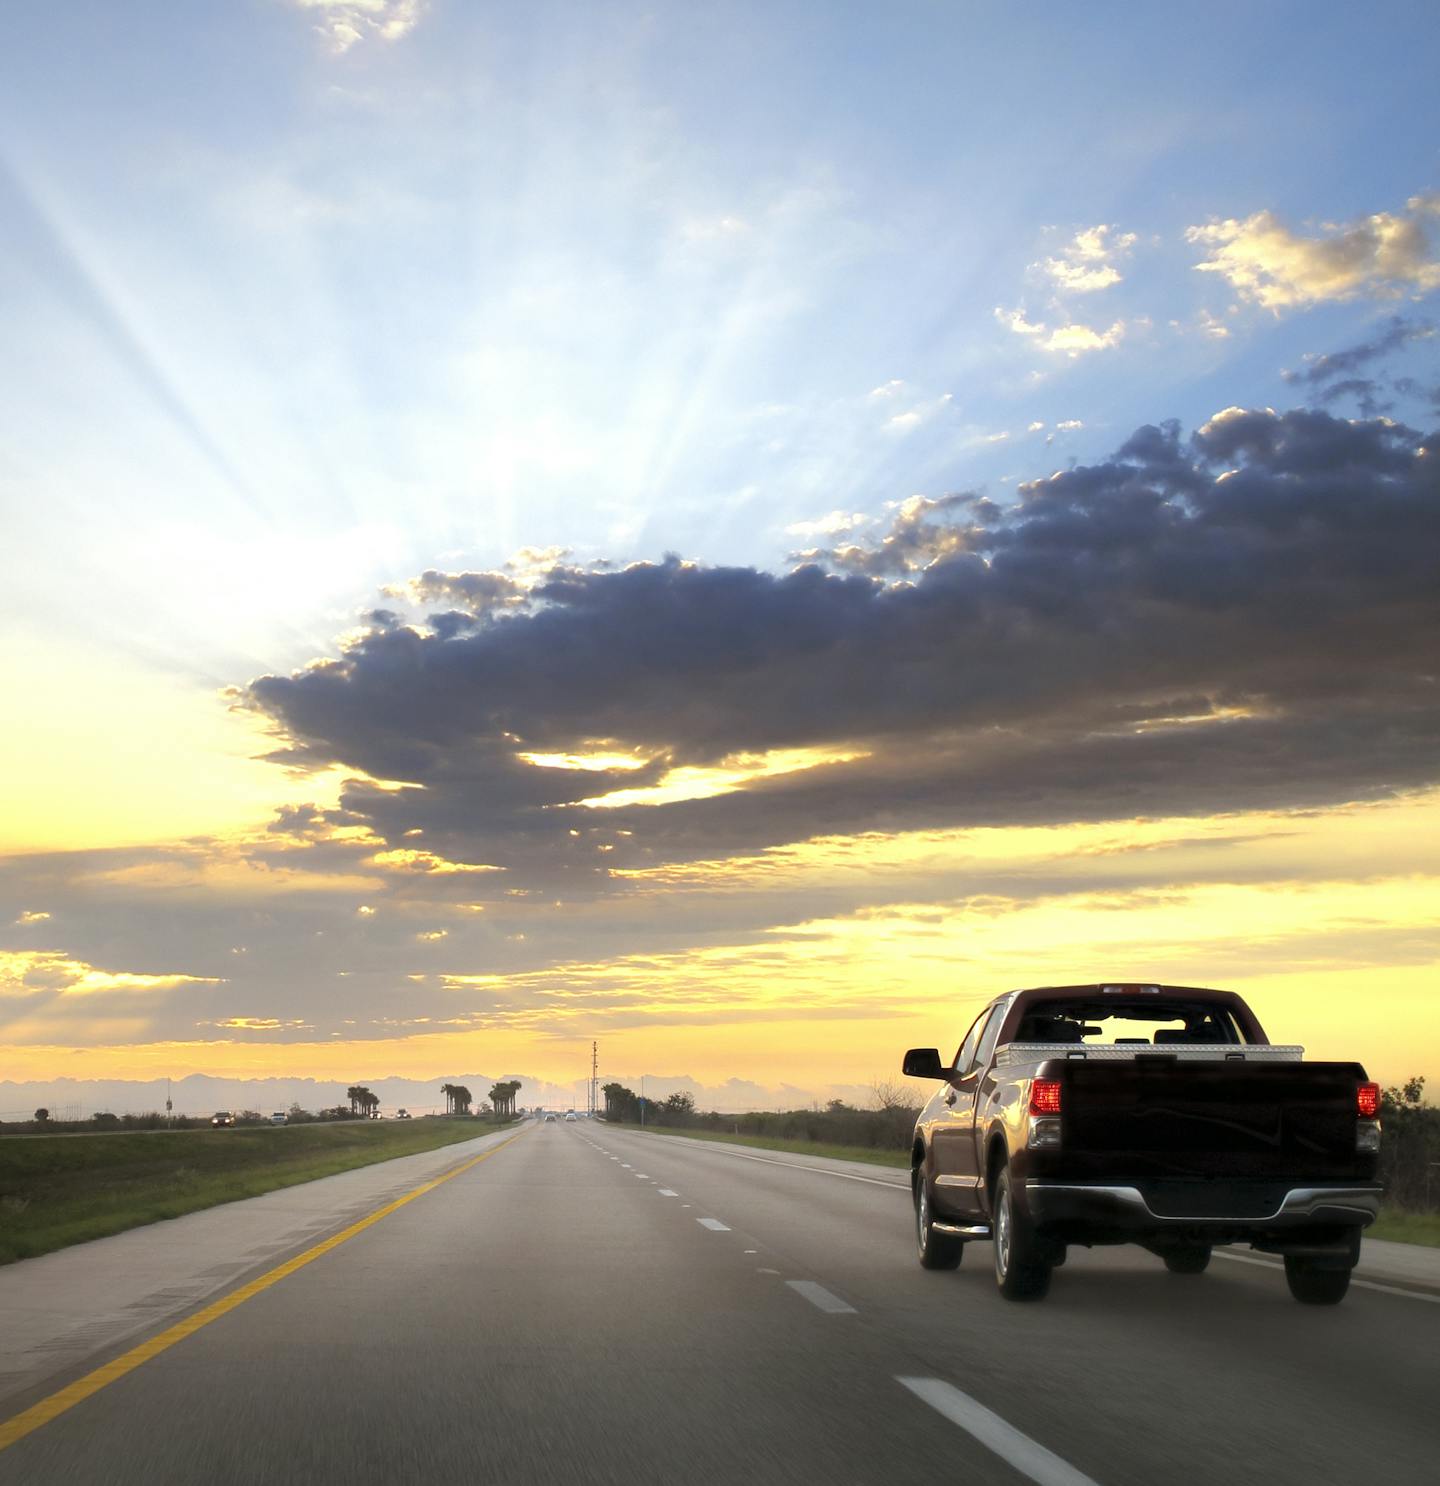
[621,1134,906,1188]
[785,1280,857,1314]
[1212,1250,1440,1304]
[897,1377,1102,1486]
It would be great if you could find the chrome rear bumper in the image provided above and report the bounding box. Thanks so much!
[1025,1182,1382,1226]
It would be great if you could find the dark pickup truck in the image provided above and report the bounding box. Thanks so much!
[903,984,1382,1304]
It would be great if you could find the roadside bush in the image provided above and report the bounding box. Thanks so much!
[1380,1078,1439,1211]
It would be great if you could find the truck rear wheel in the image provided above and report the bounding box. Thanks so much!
[1284,1256,1351,1304]
[1163,1245,1212,1274]
[914,1170,964,1270]
[992,1164,1051,1301]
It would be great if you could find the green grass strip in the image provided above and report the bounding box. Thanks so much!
[1368,1210,1440,1248]
[0,1119,516,1264]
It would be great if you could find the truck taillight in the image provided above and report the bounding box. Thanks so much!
[1030,1080,1062,1116]
[1357,1082,1380,1119]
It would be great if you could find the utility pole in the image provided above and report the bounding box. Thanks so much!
[589,1041,598,1118]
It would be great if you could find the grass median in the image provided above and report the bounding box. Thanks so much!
[0,1119,516,1264]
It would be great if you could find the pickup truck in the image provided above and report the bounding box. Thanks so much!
[903,983,1382,1305]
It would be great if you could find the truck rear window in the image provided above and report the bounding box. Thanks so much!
[1011,1000,1249,1047]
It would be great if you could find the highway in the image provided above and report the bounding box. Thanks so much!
[0,1120,1435,1486]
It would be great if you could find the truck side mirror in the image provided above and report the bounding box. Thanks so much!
[902,1048,946,1079]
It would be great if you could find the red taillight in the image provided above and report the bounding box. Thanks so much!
[1030,1079,1063,1116]
[1357,1082,1380,1119]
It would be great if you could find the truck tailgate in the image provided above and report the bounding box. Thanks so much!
[1060,1059,1366,1193]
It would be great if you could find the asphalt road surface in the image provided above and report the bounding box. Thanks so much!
[1,1121,1434,1486]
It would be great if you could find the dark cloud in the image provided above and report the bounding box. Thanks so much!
[1282,316,1429,385]
[233,403,1440,893]
[1281,317,1435,417]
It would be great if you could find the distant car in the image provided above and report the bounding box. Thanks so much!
[269,1111,286,1125]
[564,1111,577,1122]
[544,1114,557,1123]
[210,1111,235,1127]
[396,1108,412,1119]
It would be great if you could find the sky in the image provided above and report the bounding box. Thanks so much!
[1,1,1438,1109]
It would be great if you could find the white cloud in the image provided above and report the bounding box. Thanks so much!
[1027,420,1045,432]
[1043,320,1124,355]
[995,306,1045,336]
[785,511,869,538]
[1196,308,1232,339]
[1056,418,1084,431]
[998,306,1124,356]
[1187,192,1440,309]
[1040,224,1137,293]
[290,0,425,54]
[868,379,908,397]
[878,391,952,435]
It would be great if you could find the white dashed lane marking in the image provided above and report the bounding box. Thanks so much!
[786,1280,856,1314]
[658,1188,679,1197]
[897,1377,1101,1486]
[696,1218,731,1232]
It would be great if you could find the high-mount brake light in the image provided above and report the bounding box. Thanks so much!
[1030,1079,1063,1116]
[1356,1082,1380,1119]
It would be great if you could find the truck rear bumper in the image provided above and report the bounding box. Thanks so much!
[1025,1181,1382,1229]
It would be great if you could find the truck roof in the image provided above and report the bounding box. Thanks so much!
[1012,984,1235,998]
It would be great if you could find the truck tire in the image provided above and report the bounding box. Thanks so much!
[914,1169,964,1270]
[992,1163,1051,1301]
[1163,1245,1212,1274]
[1284,1257,1351,1305]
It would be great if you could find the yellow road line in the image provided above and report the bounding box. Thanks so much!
[0,1130,524,1454]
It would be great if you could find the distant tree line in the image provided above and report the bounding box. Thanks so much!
[601,1084,697,1126]
[4,1079,528,1134]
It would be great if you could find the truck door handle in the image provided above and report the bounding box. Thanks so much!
[943,1088,957,1106]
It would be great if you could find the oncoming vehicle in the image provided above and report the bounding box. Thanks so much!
[395,1109,411,1120]
[564,1111,577,1122]
[269,1111,286,1125]
[210,1111,235,1128]
[544,1114,557,1123]
[904,984,1382,1305]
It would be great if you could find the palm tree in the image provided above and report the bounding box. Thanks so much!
[506,1080,523,1118]
[362,1090,381,1119]
[488,1083,506,1117]
[452,1085,472,1115]
[440,1082,456,1115]
[346,1085,364,1117]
